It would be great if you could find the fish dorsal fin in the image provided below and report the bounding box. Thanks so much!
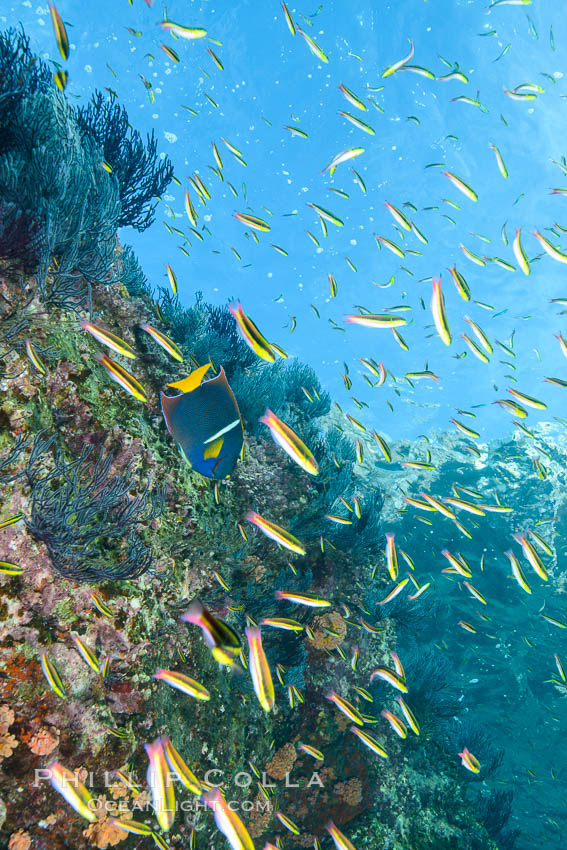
[168,362,212,393]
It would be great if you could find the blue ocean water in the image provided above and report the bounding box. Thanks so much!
[4,1,567,847]
[9,0,567,444]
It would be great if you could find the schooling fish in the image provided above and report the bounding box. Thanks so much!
[40,651,66,698]
[161,363,243,480]
[48,761,97,822]
[153,669,210,701]
[162,735,202,795]
[247,512,306,555]
[109,819,153,837]
[202,787,255,850]
[140,324,183,362]
[48,4,69,60]
[181,600,241,666]
[246,625,275,712]
[80,321,136,359]
[326,692,365,726]
[350,726,388,758]
[95,353,147,402]
[381,709,407,738]
[159,20,207,40]
[228,301,275,362]
[145,738,176,832]
[259,408,318,475]
[326,820,358,850]
[298,742,324,760]
[458,747,481,773]
[70,632,100,673]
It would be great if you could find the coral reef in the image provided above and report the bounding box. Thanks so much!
[0,253,507,849]
[0,21,515,850]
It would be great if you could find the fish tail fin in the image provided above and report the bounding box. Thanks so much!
[227,300,242,319]
[180,600,206,626]
[259,408,274,426]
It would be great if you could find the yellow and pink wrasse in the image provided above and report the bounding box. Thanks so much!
[462,581,487,605]
[259,408,318,475]
[161,734,202,795]
[370,666,408,693]
[382,38,414,78]
[234,212,271,231]
[246,511,305,555]
[350,726,388,758]
[181,600,241,666]
[281,2,296,35]
[384,202,411,230]
[385,533,398,580]
[95,352,148,402]
[323,147,364,174]
[296,26,329,63]
[396,697,420,735]
[246,625,275,712]
[48,4,69,60]
[166,264,178,294]
[153,669,210,701]
[109,819,153,836]
[25,339,46,374]
[80,322,137,359]
[276,812,300,834]
[40,651,65,697]
[159,20,207,40]
[381,709,407,738]
[325,691,364,726]
[345,313,406,329]
[228,301,275,362]
[431,278,451,346]
[442,171,478,202]
[260,617,303,632]
[140,324,183,362]
[184,190,198,226]
[505,550,532,594]
[70,632,100,673]
[298,742,324,760]
[514,534,548,581]
[533,229,567,264]
[145,738,176,831]
[326,821,358,850]
[202,787,255,850]
[377,578,409,605]
[276,590,330,607]
[420,492,455,518]
[458,747,481,773]
[48,761,97,822]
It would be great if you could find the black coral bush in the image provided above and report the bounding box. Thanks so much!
[0,27,173,310]
[24,433,166,582]
[77,91,174,232]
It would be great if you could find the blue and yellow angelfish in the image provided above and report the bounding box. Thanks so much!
[160,363,243,480]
